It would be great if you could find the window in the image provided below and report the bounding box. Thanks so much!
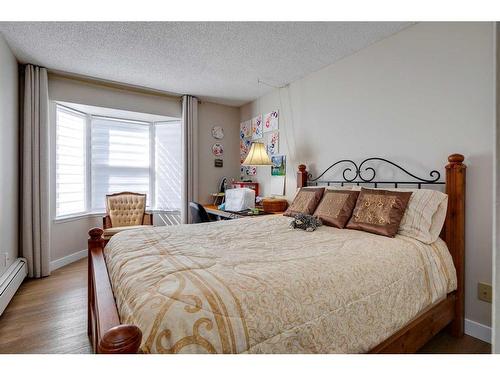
[55,104,181,218]
[55,107,87,217]
[91,117,151,211]
[155,122,182,211]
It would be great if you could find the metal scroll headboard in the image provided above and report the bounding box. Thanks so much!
[305,157,444,189]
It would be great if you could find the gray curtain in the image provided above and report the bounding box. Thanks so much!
[181,95,199,224]
[21,65,51,278]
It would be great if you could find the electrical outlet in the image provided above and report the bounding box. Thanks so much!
[478,282,492,303]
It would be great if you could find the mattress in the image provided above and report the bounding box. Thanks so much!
[104,215,457,354]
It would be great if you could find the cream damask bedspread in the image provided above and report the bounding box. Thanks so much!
[104,215,457,354]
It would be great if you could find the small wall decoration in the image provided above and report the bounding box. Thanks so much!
[251,115,263,140]
[240,138,251,163]
[212,143,224,157]
[214,159,223,168]
[271,155,286,176]
[266,131,279,156]
[240,120,251,139]
[263,111,279,133]
[241,166,257,177]
[212,126,224,140]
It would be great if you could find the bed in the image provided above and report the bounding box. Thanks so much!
[87,154,465,354]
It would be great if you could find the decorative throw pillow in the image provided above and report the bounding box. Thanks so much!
[346,188,412,237]
[289,213,323,232]
[313,189,360,228]
[351,186,447,243]
[284,187,325,217]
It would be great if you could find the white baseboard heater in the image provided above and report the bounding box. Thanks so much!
[0,258,28,316]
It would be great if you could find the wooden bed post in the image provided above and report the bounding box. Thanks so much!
[297,164,308,188]
[88,227,142,353]
[444,154,466,337]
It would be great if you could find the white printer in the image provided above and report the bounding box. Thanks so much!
[224,188,255,212]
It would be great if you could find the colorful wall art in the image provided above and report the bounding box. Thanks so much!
[240,138,251,164]
[251,115,263,140]
[271,155,286,176]
[212,143,224,157]
[240,120,251,139]
[266,131,279,156]
[263,111,279,133]
[240,165,257,177]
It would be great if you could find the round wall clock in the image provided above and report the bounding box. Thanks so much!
[212,143,224,157]
[212,126,224,140]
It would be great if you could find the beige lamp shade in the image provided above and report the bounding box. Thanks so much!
[242,142,272,166]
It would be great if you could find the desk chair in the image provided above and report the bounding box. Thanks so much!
[189,202,211,224]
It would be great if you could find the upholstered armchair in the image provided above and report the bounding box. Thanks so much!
[102,192,153,240]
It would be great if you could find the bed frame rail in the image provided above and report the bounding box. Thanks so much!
[88,228,142,354]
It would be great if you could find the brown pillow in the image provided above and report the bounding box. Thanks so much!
[284,187,325,217]
[313,190,360,228]
[346,188,412,237]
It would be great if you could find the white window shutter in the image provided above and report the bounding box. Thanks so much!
[91,117,151,211]
[155,121,182,211]
[55,106,87,217]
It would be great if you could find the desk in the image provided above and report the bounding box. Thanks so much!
[203,205,284,220]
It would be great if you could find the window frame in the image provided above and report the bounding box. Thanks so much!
[52,103,181,222]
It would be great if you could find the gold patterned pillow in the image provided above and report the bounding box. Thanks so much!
[313,190,360,228]
[346,188,412,237]
[284,187,325,217]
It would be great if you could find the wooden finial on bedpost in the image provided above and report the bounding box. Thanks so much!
[297,164,308,188]
[98,324,142,354]
[444,153,465,338]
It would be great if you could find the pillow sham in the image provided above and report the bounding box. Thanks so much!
[313,189,360,228]
[398,189,448,243]
[351,186,447,243]
[283,187,325,217]
[346,188,412,237]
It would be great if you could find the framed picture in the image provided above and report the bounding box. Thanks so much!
[271,155,286,176]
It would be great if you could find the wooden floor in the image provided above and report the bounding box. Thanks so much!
[0,258,491,354]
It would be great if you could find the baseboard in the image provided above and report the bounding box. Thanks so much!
[465,318,492,344]
[50,249,87,272]
[0,258,28,315]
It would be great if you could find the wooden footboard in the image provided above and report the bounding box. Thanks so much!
[88,228,142,354]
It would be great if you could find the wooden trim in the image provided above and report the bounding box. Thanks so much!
[143,213,153,226]
[444,153,466,337]
[103,212,152,229]
[87,227,142,354]
[297,164,308,189]
[103,215,112,230]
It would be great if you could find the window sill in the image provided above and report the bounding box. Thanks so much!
[53,209,180,224]
[53,212,104,224]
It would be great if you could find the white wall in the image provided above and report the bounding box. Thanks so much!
[198,102,241,204]
[0,34,18,275]
[240,22,495,328]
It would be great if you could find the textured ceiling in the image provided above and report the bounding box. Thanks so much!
[0,22,412,106]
